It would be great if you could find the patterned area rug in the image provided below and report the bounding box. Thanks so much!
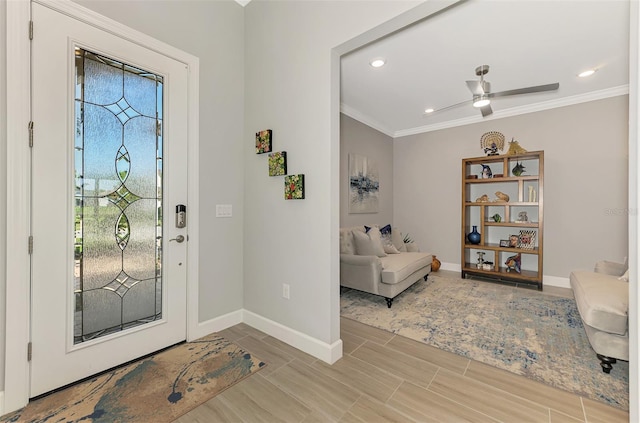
[1,334,265,422]
[341,273,629,409]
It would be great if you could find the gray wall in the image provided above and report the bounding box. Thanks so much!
[394,95,629,277]
[70,0,246,322]
[243,0,419,344]
[340,114,394,228]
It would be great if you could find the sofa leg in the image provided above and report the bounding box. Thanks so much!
[597,354,617,373]
[385,297,393,308]
[424,274,428,281]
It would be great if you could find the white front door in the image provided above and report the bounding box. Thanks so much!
[30,2,189,397]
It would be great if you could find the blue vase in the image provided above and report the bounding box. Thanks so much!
[467,225,481,244]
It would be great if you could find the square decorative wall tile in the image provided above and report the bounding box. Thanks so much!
[255,129,272,154]
[284,174,305,200]
[268,151,287,176]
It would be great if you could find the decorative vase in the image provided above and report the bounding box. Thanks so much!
[431,255,441,272]
[467,226,481,245]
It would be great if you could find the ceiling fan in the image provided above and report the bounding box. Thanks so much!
[431,65,560,117]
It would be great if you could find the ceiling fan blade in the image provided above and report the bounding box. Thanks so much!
[489,83,559,98]
[424,99,473,115]
[480,104,493,117]
[466,80,484,95]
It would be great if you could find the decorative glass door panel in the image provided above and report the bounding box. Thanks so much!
[74,49,163,343]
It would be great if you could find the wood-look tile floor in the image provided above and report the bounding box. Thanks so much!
[174,317,629,422]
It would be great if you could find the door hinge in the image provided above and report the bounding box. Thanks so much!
[27,342,32,361]
[28,235,33,254]
[156,121,162,137]
[28,121,34,148]
[29,20,33,41]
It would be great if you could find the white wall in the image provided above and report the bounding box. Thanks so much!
[243,1,419,346]
[394,96,629,278]
[341,114,394,228]
[0,0,7,394]
[71,0,246,322]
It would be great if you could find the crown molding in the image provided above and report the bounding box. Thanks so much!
[394,85,630,138]
[340,103,395,138]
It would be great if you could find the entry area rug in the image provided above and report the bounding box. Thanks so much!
[1,334,265,422]
[341,273,629,410]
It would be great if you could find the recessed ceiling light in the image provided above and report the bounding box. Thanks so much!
[578,69,597,78]
[370,58,386,68]
[424,108,434,114]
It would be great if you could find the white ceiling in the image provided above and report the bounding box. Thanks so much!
[340,0,630,138]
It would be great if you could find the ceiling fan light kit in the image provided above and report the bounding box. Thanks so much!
[473,95,490,108]
[429,64,560,118]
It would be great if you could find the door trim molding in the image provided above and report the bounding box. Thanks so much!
[4,0,199,413]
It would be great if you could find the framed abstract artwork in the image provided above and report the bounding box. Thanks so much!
[284,174,305,200]
[255,129,272,154]
[268,151,287,176]
[348,153,379,213]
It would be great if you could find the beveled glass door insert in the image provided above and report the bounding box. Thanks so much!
[74,48,163,344]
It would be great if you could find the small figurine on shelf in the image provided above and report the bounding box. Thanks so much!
[512,161,526,176]
[481,164,493,179]
[476,194,490,202]
[494,191,510,202]
[477,251,486,268]
[505,253,522,273]
[491,213,502,222]
[506,139,528,155]
[480,131,505,156]
[517,211,528,222]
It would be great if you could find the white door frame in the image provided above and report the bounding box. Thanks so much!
[4,0,200,413]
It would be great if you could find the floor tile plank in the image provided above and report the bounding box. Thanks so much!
[312,354,403,402]
[267,359,361,421]
[217,373,311,422]
[350,341,439,389]
[340,317,395,344]
[429,368,550,422]
[465,360,584,420]
[387,381,499,423]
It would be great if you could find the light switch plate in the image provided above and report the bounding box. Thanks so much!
[215,204,233,217]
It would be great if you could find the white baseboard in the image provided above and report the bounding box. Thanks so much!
[543,275,571,289]
[189,309,243,341]
[439,262,461,272]
[242,310,343,364]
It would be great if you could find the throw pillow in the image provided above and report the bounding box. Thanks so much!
[378,224,399,254]
[353,227,387,257]
[618,269,629,282]
[391,227,406,252]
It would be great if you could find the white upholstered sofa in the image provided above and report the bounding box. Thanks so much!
[340,225,432,307]
[570,260,629,373]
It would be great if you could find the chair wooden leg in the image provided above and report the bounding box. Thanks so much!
[597,354,616,374]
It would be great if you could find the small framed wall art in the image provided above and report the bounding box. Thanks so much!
[256,129,272,154]
[285,174,305,200]
[268,151,287,176]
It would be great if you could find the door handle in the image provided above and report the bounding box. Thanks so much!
[169,235,185,243]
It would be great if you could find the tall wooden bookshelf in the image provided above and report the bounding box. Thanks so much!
[461,151,544,290]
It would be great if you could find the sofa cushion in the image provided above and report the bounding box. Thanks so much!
[570,270,629,336]
[380,252,431,285]
[354,227,387,257]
